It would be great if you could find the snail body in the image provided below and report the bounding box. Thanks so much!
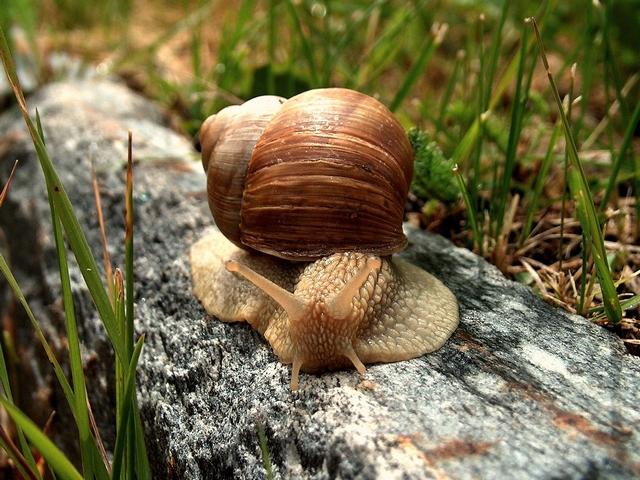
[189,88,458,390]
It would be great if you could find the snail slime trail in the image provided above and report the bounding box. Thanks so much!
[189,88,459,390]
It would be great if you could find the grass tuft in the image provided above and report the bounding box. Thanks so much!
[0,25,149,478]
[532,17,622,324]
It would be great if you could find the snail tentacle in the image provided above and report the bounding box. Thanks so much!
[226,259,307,322]
[326,257,381,320]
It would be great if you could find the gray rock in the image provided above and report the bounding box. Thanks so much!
[0,79,638,480]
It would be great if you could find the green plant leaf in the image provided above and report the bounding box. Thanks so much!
[0,253,77,412]
[454,165,482,253]
[282,0,319,87]
[0,398,82,480]
[258,423,274,480]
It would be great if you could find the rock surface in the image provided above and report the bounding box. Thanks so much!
[0,80,639,479]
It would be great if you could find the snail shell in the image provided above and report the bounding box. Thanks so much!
[200,88,414,260]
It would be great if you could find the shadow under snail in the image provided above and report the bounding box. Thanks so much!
[189,88,459,390]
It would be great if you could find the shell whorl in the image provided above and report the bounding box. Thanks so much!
[200,95,286,249]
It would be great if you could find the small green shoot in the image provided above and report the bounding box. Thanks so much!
[408,127,458,203]
[257,423,274,480]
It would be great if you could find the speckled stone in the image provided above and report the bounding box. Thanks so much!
[0,80,639,480]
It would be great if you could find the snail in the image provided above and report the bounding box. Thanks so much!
[189,88,459,390]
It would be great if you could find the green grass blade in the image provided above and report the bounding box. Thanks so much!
[114,269,126,444]
[600,1,629,125]
[125,134,136,479]
[0,429,38,480]
[111,335,145,480]
[454,165,482,253]
[437,50,463,133]
[46,188,95,478]
[320,0,385,86]
[414,101,457,145]
[486,0,555,114]
[450,114,481,167]
[569,169,620,320]
[532,18,621,323]
[35,106,98,480]
[113,268,137,479]
[39,121,127,365]
[576,235,589,315]
[0,254,77,410]
[575,3,597,135]
[494,21,531,238]
[389,23,446,113]
[266,0,276,95]
[0,253,87,478]
[600,94,640,210]
[0,352,40,479]
[472,14,487,227]
[476,14,486,112]
[225,0,256,52]
[88,439,111,480]
[283,0,319,86]
[558,64,577,273]
[132,400,151,480]
[484,0,509,110]
[213,0,259,95]
[591,293,640,319]
[0,286,40,476]
[124,133,150,479]
[454,12,545,167]
[0,398,83,480]
[521,119,562,242]
[125,132,135,361]
[0,340,14,406]
[184,0,204,79]
[0,27,128,364]
[257,423,274,480]
[353,4,414,90]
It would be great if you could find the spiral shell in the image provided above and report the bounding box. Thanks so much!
[200,88,414,261]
